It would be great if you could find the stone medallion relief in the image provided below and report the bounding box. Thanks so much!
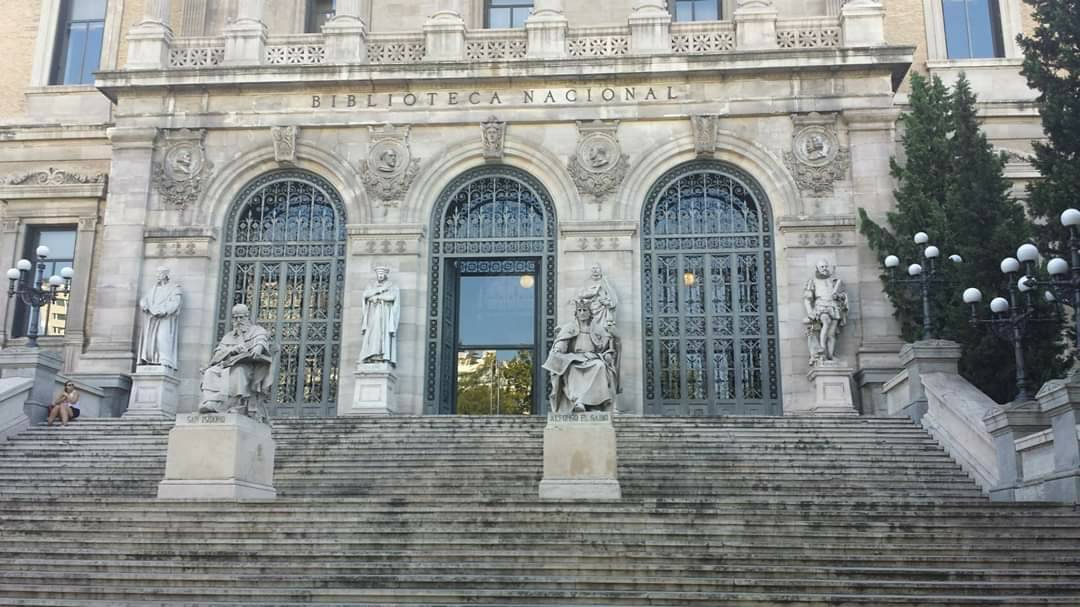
[783,113,850,197]
[153,129,214,209]
[359,124,421,209]
[567,120,629,204]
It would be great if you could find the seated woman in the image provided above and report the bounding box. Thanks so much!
[47,381,80,427]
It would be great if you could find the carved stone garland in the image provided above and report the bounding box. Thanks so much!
[2,167,106,185]
[359,124,421,209]
[567,120,629,204]
[153,129,214,209]
[783,114,850,197]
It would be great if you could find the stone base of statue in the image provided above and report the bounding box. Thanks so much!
[124,365,179,419]
[157,413,276,499]
[805,362,858,416]
[539,411,621,500]
[351,361,397,415]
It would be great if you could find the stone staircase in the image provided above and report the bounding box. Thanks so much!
[0,416,1077,605]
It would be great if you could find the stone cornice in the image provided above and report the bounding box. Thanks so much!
[95,45,916,100]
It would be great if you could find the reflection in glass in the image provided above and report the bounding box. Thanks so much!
[942,0,1003,59]
[457,275,536,347]
[456,349,534,415]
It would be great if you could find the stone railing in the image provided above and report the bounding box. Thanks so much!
[265,34,327,65]
[168,36,225,68]
[670,21,735,55]
[775,17,841,49]
[367,32,426,65]
[465,29,528,61]
[567,26,631,58]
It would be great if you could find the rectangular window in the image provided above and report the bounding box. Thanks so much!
[486,0,533,29]
[306,0,336,33]
[672,0,720,22]
[12,227,77,339]
[50,0,107,85]
[942,0,1004,59]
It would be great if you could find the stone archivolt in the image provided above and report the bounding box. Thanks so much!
[567,120,629,204]
[153,129,214,209]
[359,124,421,209]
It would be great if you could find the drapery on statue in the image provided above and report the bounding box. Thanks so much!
[199,304,274,423]
[803,258,848,366]
[576,263,618,333]
[359,266,400,366]
[543,288,622,414]
[137,266,181,368]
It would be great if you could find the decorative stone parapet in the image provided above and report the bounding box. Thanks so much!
[882,339,961,423]
[124,365,179,420]
[158,413,276,499]
[733,0,779,51]
[984,399,1048,501]
[0,349,63,427]
[0,377,34,440]
[628,0,672,55]
[1022,378,1080,502]
[540,411,621,499]
[841,0,886,47]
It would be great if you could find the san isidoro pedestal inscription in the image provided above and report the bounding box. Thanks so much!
[539,412,621,500]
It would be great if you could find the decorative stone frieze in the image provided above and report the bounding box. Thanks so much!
[144,227,216,259]
[1,168,106,186]
[153,129,214,209]
[784,113,850,197]
[271,126,298,164]
[777,215,856,249]
[348,224,426,257]
[567,121,629,204]
[690,114,720,156]
[359,124,421,209]
[481,116,506,161]
[560,220,638,253]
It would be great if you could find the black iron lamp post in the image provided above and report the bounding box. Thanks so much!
[884,231,963,339]
[6,245,73,348]
[1010,208,1080,360]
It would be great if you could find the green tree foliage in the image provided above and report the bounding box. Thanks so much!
[455,350,534,415]
[1019,0,1080,256]
[859,73,1065,403]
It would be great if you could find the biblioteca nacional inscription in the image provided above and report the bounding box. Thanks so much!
[312,86,681,110]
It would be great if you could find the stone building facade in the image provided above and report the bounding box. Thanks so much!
[0,0,1041,418]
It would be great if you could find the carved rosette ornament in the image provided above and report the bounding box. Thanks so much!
[271,126,298,164]
[783,115,850,197]
[359,124,421,209]
[481,116,506,161]
[153,129,214,209]
[2,167,106,185]
[567,120,629,204]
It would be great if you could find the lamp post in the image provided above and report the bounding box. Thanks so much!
[6,246,73,349]
[1013,208,1080,361]
[962,254,1058,403]
[883,231,962,339]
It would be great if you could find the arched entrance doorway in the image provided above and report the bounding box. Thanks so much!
[424,166,558,415]
[216,169,347,417]
[641,160,782,416]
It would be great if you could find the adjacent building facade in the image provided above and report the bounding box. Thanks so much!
[0,0,1042,418]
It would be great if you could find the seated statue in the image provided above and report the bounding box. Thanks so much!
[199,303,274,423]
[542,298,620,414]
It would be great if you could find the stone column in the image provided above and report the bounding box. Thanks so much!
[984,399,1048,501]
[525,0,568,59]
[0,218,21,346]
[1034,379,1080,502]
[324,0,368,63]
[733,0,778,51]
[79,127,158,378]
[62,215,98,371]
[424,0,467,61]
[126,0,173,70]
[222,0,267,66]
[884,340,961,423]
[628,0,672,55]
[841,0,885,47]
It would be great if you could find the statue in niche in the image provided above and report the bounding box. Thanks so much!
[359,266,401,366]
[543,287,622,414]
[137,266,182,369]
[803,258,848,366]
[576,263,618,334]
[199,304,274,423]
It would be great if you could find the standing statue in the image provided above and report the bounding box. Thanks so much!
[359,266,401,365]
[199,304,274,423]
[576,263,618,333]
[803,258,848,366]
[137,266,182,369]
[543,296,621,414]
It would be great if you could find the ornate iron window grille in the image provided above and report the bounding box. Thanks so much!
[217,169,347,418]
[424,165,557,415]
[641,160,782,416]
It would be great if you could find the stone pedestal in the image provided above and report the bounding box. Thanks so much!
[423,10,467,61]
[0,377,34,440]
[0,348,63,426]
[157,413,276,499]
[806,363,857,416]
[1034,378,1080,502]
[628,2,672,55]
[351,361,397,416]
[884,340,962,423]
[323,17,368,63]
[525,7,568,59]
[841,0,885,47]
[539,412,621,499]
[222,19,267,66]
[125,20,174,70]
[984,399,1047,501]
[124,365,179,420]
[733,3,779,51]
